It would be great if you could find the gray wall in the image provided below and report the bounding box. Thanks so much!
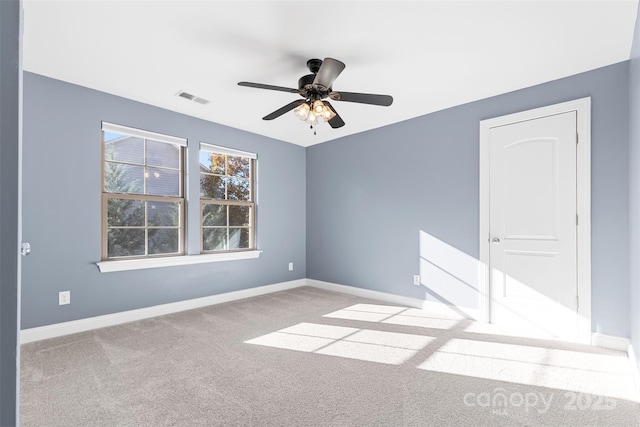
[21,72,306,329]
[628,1,640,374]
[0,0,21,424]
[307,62,630,338]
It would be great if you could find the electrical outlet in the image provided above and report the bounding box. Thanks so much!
[59,290,70,305]
[288,262,294,271]
[413,275,421,286]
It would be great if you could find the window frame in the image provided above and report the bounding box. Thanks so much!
[199,143,257,254]
[101,122,186,261]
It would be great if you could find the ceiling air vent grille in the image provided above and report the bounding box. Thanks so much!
[176,90,210,105]
[178,91,195,100]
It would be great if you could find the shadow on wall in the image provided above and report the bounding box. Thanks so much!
[419,230,483,317]
[418,230,587,341]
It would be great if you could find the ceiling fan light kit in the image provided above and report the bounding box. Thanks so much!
[294,100,335,123]
[238,58,393,134]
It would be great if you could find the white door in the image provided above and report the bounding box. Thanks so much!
[488,111,578,340]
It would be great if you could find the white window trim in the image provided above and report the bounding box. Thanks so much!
[200,142,257,159]
[102,122,187,147]
[96,250,262,273]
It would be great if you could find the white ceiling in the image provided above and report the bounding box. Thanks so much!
[23,0,638,147]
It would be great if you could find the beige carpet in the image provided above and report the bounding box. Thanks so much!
[20,286,640,426]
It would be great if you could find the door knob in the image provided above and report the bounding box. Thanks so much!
[491,237,501,244]
[20,242,31,256]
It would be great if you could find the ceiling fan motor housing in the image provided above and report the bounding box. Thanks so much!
[306,58,323,74]
[298,74,326,97]
[298,58,333,99]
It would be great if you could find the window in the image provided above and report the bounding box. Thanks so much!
[199,143,256,253]
[102,123,186,260]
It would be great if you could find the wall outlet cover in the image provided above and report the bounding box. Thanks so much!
[59,291,70,305]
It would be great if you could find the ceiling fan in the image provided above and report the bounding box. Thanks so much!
[238,58,393,132]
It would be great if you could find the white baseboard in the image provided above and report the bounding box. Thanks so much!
[306,279,480,320]
[21,278,481,344]
[592,332,640,397]
[629,342,640,395]
[591,332,631,352]
[20,279,306,344]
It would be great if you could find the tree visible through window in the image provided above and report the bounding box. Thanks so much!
[102,123,185,259]
[200,143,256,252]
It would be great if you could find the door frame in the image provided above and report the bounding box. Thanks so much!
[479,97,591,344]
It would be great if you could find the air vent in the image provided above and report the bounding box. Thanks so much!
[176,90,210,105]
[177,91,195,100]
[192,97,209,105]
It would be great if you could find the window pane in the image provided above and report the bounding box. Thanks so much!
[200,174,226,199]
[227,156,250,178]
[104,135,144,164]
[148,228,179,254]
[203,204,226,227]
[229,205,250,227]
[229,228,250,250]
[227,177,250,201]
[203,228,227,251]
[104,131,124,143]
[147,140,180,169]
[104,163,144,194]
[199,152,225,175]
[107,198,145,227]
[148,201,180,227]
[199,151,212,173]
[146,167,180,196]
[103,125,185,260]
[108,228,145,257]
[198,148,255,254]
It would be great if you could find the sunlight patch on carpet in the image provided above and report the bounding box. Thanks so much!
[245,322,435,365]
[324,303,462,330]
[417,338,638,401]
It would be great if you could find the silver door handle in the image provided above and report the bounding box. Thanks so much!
[491,237,501,244]
[20,242,31,256]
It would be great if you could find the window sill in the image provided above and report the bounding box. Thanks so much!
[96,251,262,273]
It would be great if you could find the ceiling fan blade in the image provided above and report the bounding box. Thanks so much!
[238,81,300,94]
[323,101,345,128]
[262,99,305,120]
[329,91,393,106]
[313,58,346,90]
